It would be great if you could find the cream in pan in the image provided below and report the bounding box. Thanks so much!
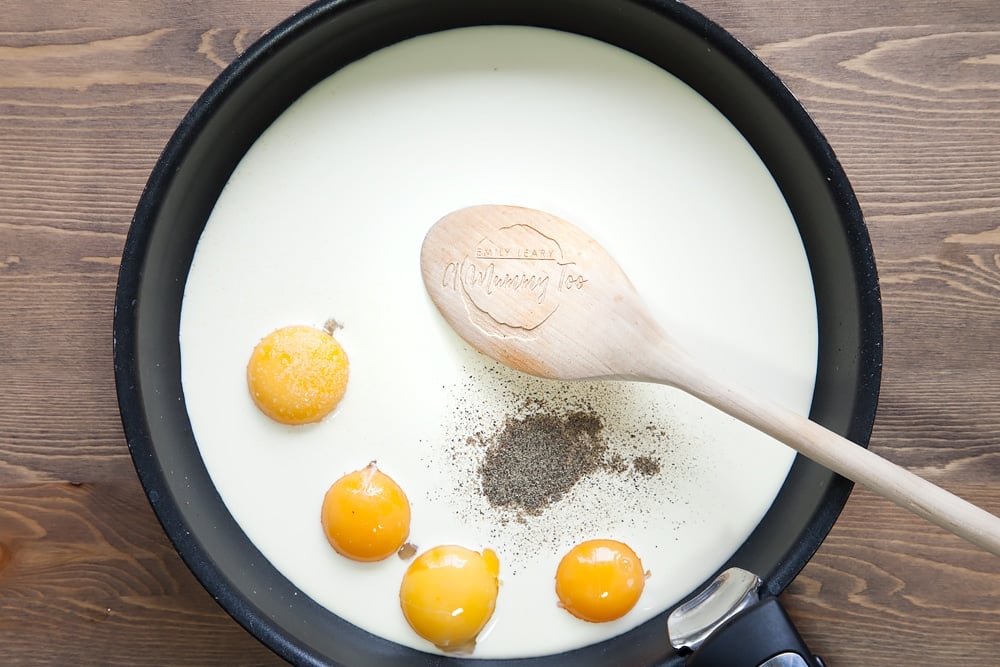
[179,26,817,658]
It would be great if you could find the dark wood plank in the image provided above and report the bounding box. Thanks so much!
[2,0,999,664]
[0,4,303,663]
[0,483,282,665]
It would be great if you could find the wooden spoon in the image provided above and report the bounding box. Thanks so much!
[420,204,1000,556]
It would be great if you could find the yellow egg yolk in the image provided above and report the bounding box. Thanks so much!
[320,462,410,562]
[246,324,349,425]
[555,539,645,623]
[399,545,500,652]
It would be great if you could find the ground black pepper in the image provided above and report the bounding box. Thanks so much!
[632,455,662,476]
[430,361,688,561]
[478,410,606,515]
[476,405,663,516]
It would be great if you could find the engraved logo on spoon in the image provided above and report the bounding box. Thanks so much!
[439,223,588,332]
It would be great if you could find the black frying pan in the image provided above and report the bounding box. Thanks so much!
[113,0,882,665]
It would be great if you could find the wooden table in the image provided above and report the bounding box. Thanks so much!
[2,0,998,664]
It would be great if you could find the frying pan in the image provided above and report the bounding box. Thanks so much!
[113,0,882,665]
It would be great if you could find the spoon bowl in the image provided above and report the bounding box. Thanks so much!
[421,204,673,381]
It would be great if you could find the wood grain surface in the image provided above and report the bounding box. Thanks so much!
[1,0,998,664]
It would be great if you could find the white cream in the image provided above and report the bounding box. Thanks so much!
[180,26,817,659]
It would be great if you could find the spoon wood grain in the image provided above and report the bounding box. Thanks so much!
[420,204,1000,557]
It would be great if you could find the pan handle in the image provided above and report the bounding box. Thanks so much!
[683,596,825,667]
[667,567,825,667]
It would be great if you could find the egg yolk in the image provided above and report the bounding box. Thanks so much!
[246,324,349,425]
[555,539,645,623]
[399,545,500,652]
[320,462,410,562]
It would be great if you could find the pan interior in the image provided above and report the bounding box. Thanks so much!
[179,25,813,659]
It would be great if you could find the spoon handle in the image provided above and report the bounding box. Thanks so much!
[646,347,1000,557]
